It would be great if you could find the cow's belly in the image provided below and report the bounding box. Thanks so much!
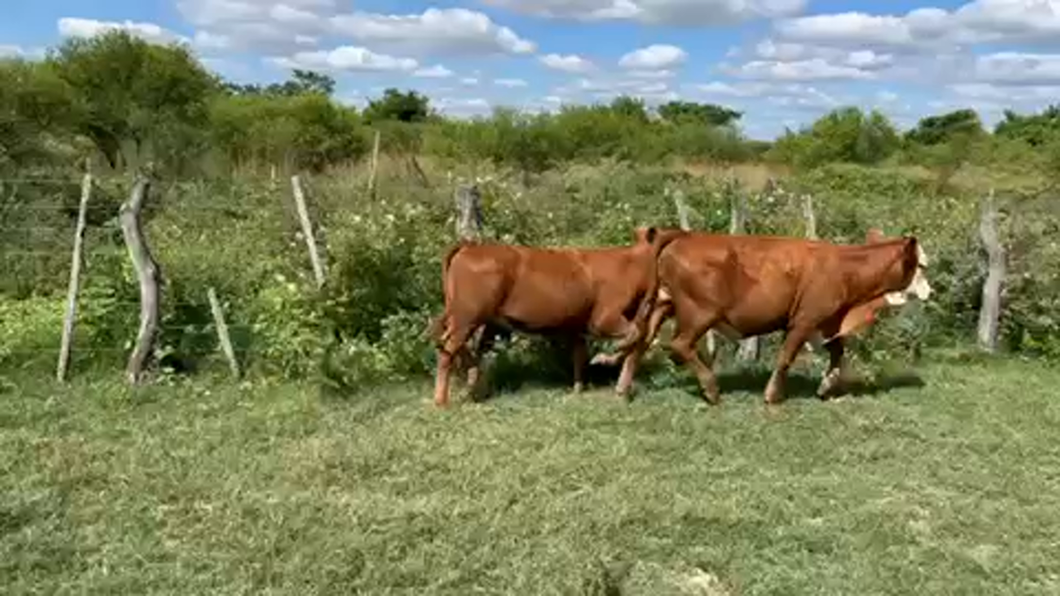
[495,281,595,331]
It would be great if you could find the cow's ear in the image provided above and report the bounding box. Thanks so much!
[903,236,920,264]
[865,227,886,243]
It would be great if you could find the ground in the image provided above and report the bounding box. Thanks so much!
[3,358,1060,595]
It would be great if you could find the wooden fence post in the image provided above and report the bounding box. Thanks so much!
[454,183,483,240]
[56,171,93,382]
[120,173,161,385]
[290,175,326,289]
[803,194,817,240]
[728,182,760,362]
[977,189,1005,353]
[207,287,240,379]
[366,129,381,197]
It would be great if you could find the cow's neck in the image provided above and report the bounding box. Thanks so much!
[844,242,911,301]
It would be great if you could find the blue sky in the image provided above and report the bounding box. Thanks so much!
[3,0,1060,139]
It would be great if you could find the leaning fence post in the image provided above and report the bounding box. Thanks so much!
[207,287,240,379]
[56,171,93,382]
[290,175,326,289]
[728,182,760,362]
[454,183,483,240]
[120,173,162,385]
[977,189,1005,353]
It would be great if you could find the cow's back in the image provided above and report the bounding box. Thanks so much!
[660,234,845,335]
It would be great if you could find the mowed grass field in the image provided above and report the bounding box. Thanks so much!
[3,357,1060,595]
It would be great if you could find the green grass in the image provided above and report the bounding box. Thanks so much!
[3,358,1060,595]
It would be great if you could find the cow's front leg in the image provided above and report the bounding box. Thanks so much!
[764,328,813,405]
[668,315,721,405]
[816,337,846,399]
[572,334,588,393]
[590,300,672,367]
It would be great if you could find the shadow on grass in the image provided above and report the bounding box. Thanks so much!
[710,367,926,401]
[479,352,926,404]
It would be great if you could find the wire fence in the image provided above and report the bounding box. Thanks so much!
[2,167,1054,380]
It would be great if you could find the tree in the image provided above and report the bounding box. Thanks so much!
[657,101,742,128]
[609,95,649,123]
[47,30,219,170]
[994,105,1060,146]
[224,69,335,97]
[0,58,80,169]
[363,88,432,123]
[767,107,899,169]
[905,109,983,146]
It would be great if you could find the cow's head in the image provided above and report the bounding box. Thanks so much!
[865,228,931,305]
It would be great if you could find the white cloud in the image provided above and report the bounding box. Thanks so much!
[539,53,595,73]
[57,17,188,45]
[556,76,680,103]
[434,96,492,117]
[413,64,454,78]
[618,44,687,70]
[331,8,535,56]
[732,58,878,81]
[685,81,842,112]
[973,52,1060,86]
[178,0,335,26]
[460,77,480,86]
[494,78,528,87]
[0,45,24,58]
[272,46,418,72]
[773,1,1060,52]
[482,0,807,25]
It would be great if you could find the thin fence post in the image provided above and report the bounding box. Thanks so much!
[207,287,240,379]
[729,181,760,362]
[803,194,817,240]
[977,189,1005,353]
[366,129,381,197]
[454,183,483,240]
[56,171,92,382]
[120,173,161,385]
[671,187,691,231]
[290,175,326,289]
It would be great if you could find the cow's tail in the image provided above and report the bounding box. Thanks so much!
[426,239,474,348]
[620,227,686,352]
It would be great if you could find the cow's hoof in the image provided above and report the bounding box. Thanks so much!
[572,382,585,394]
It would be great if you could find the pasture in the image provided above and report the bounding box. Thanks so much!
[3,356,1060,594]
[5,33,1060,594]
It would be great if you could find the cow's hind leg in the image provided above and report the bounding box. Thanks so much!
[764,327,815,405]
[465,323,500,402]
[433,317,478,407]
[816,337,846,399]
[669,313,722,405]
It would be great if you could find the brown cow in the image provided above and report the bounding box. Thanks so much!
[592,228,931,404]
[429,227,683,407]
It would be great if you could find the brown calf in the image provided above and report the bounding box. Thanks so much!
[429,227,682,407]
[594,228,931,404]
